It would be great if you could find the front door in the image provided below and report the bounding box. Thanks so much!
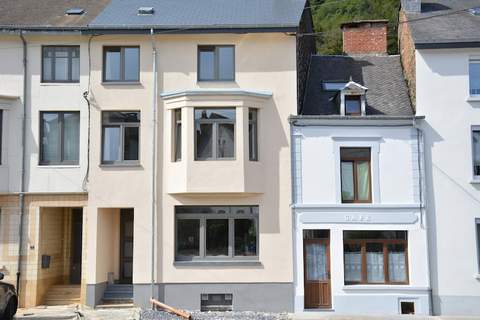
[119,209,134,284]
[70,208,83,284]
[304,232,331,309]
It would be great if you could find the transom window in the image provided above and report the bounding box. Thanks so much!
[345,95,361,116]
[195,108,235,160]
[40,111,80,165]
[103,46,140,82]
[472,129,480,177]
[344,231,408,285]
[102,111,140,164]
[175,206,259,261]
[198,46,235,81]
[42,46,80,83]
[469,59,480,95]
[340,147,371,203]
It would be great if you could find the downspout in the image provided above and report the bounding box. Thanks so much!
[16,30,27,297]
[150,28,158,305]
[414,118,433,315]
[82,35,95,191]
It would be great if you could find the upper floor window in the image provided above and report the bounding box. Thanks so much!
[173,109,182,162]
[345,95,361,116]
[340,147,371,203]
[42,46,80,83]
[195,108,235,160]
[175,206,258,261]
[249,108,258,161]
[472,129,480,177]
[40,111,80,165]
[198,45,235,81]
[102,111,140,164]
[469,59,480,95]
[344,231,408,285]
[103,46,140,82]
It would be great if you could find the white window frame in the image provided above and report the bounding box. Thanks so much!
[469,58,480,96]
[332,137,381,204]
[471,126,480,180]
[476,218,480,274]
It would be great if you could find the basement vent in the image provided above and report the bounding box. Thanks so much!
[138,7,154,15]
[201,293,233,312]
[400,301,415,315]
[469,7,480,16]
[65,8,85,15]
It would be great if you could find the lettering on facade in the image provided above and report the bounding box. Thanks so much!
[344,214,372,222]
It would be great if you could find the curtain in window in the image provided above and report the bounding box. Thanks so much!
[55,49,69,81]
[344,248,362,282]
[341,162,354,200]
[356,161,370,200]
[103,127,120,161]
[42,113,59,162]
[306,243,327,281]
[366,244,384,283]
[105,50,121,81]
[63,113,80,161]
[388,245,407,282]
[217,123,234,158]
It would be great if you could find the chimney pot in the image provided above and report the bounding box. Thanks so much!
[341,20,388,55]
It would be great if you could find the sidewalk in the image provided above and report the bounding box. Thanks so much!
[15,305,140,320]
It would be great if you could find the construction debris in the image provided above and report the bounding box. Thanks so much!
[150,298,191,320]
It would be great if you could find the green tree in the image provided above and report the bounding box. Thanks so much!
[311,0,400,55]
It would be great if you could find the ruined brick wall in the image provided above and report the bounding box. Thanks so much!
[398,10,416,109]
[342,22,388,55]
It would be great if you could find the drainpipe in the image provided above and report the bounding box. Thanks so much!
[16,30,27,297]
[150,28,158,305]
[413,118,433,315]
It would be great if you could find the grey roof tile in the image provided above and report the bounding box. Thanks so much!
[406,0,480,45]
[89,0,306,29]
[302,55,413,116]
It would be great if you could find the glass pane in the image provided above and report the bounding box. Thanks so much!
[195,108,235,121]
[72,56,80,81]
[199,48,215,80]
[473,131,480,176]
[43,57,52,81]
[124,219,133,237]
[249,109,258,161]
[123,262,132,278]
[124,47,139,81]
[388,244,407,282]
[55,57,69,81]
[217,123,234,158]
[105,48,121,81]
[41,113,59,162]
[345,96,361,115]
[341,162,354,201]
[234,219,256,256]
[124,126,139,161]
[218,46,234,80]
[102,126,120,162]
[366,243,385,283]
[196,123,213,159]
[306,243,327,281]
[344,243,362,282]
[103,111,140,123]
[124,241,133,258]
[340,147,370,160]
[206,219,229,256]
[177,219,200,256]
[63,112,80,161]
[175,122,182,161]
[356,161,370,201]
[470,62,480,95]
[344,231,407,240]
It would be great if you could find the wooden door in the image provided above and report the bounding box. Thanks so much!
[304,238,331,309]
[69,208,83,284]
[120,209,134,284]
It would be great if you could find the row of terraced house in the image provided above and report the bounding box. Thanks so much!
[0,0,480,316]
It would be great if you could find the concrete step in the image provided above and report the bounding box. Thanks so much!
[43,299,80,306]
[95,303,135,309]
[105,284,133,292]
[44,285,81,306]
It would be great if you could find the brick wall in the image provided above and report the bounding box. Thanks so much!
[342,21,388,55]
[398,10,416,109]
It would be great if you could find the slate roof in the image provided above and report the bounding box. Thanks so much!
[405,0,480,47]
[0,0,110,29]
[89,0,306,30]
[302,55,413,116]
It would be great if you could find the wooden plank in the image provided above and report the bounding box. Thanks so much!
[150,298,191,320]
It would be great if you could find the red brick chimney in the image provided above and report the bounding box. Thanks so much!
[341,20,388,55]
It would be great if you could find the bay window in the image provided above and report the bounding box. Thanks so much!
[175,206,258,261]
[249,108,258,161]
[344,231,408,285]
[101,111,140,164]
[40,111,80,165]
[195,108,235,160]
[340,147,371,203]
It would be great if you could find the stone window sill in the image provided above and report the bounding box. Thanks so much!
[174,260,261,267]
[467,96,480,102]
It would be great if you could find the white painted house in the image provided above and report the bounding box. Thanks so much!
[290,21,431,315]
[400,0,480,315]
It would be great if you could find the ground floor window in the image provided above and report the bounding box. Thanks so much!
[175,206,258,261]
[343,231,408,285]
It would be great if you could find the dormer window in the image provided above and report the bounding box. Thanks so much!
[345,95,361,116]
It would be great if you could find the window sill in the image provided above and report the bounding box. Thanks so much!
[467,95,480,102]
[470,179,480,184]
[37,165,80,168]
[99,163,142,168]
[101,81,142,86]
[40,82,80,86]
[174,260,261,267]
[342,284,422,291]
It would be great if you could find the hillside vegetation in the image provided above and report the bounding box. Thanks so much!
[310,0,400,54]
